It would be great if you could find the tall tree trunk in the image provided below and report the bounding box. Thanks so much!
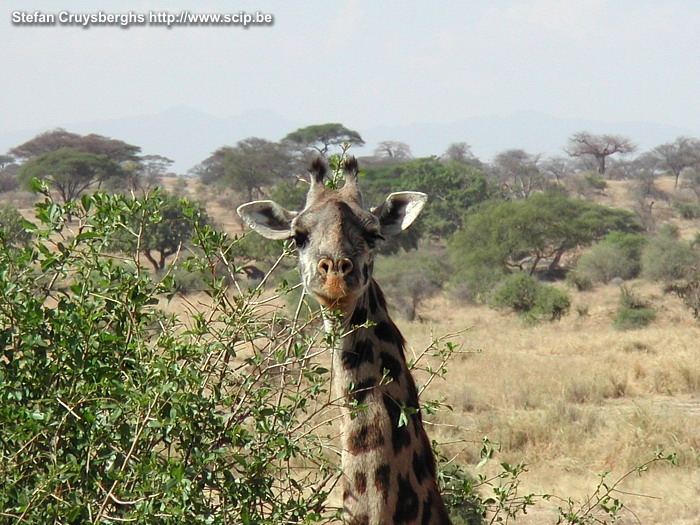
[549,248,566,271]
[143,250,160,272]
[596,154,606,175]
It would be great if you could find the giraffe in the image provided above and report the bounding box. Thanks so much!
[237,157,452,525]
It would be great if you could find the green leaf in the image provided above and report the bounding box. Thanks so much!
[21,219,37,232]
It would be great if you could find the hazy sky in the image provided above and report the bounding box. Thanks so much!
[3,0,700,135]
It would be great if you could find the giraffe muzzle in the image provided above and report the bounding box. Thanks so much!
[314,257,356,306]
[317,257,354,278]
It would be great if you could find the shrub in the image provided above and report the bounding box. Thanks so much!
[450,261,508,302]
[566,270,594,291]
[583,172,608,192]
[374,245,450,320]
[491,272,570,323]
[0,203,31,247]
[576,243,633,283]
[641,231,698,282]
[492,272,539,312]
[613,286,656,330]
[614,307,656,330]
[531,285,571,321]
[0,170,19,193]
[0,189,336,523]
[664,280,700,319]
[673,200,700,219]
[574,232,645,283]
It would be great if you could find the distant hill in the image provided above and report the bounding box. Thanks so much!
[0,107,694,173]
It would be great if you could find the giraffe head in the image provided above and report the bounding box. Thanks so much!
[237,157,427,312]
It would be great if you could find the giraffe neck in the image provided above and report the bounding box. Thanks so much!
[329,280,452,525]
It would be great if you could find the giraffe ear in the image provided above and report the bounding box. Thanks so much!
[371,192,427,236]
[236,200,296,240]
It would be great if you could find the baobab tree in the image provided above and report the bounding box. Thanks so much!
[565,132,636,176]
[373,140,412,160]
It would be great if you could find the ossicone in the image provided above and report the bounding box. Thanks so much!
[309,157,327,185]
[343,156,359,181]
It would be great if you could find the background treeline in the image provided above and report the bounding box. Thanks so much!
[3,124,700,326]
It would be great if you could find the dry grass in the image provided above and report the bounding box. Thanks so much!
[397,287,700,524]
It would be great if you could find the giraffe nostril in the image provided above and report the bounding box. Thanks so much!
[338,258,353,276]
[318,258,332,276]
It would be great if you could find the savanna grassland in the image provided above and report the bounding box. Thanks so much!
[3,175,699,524]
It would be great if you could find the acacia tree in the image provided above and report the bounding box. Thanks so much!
[17,149,122,205]
[449,193,642,292]
[490,149,545,199]
[442,142,480,166]
[195,138,293,200]
[565,132,637,176]
[0,155,14,170]
[124,154,175,192]
[283,123,364,156]
[11,129,140,163]
[653,136,700,188]
[361,157,496,241]
[222,138,294,200]
[541,156,573,185]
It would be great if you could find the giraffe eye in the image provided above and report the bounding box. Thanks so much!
[365,232,384,249]
[293,232,309,249]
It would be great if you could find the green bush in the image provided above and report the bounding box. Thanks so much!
[641,231,698,282]
[0,189,335,523]
[374,245,450,320]
[491,272,570,323]
[613,307,656,330]
[0,203,31,247]
[673,200,700,219]
[491,272,539,312]
[574,232,646,283]
[565,270,594,291]
[613,286,656,330]
[583,172,608,192]
[531,285,571,321]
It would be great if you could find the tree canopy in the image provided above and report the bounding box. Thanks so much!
[283,123,364,155]
[565,132,637,175]
[362,157,496,240]
[652,136,700,188]
[195,138,293,199]
[17,148,123,205]
[490,149,545,199]
[373,140,412,160]
[11,129,140,163]
[449,192,642,289]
